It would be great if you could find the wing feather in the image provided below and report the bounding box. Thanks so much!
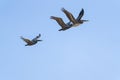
[21,36,33,44]
[33,34,41,40]
[76,8,84,21]
[50,16,67,28]
[61,8,77,24]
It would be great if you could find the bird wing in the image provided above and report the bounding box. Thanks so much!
[76,8,84,21]
[35,34,41,39]
[32,34,41,41]
[37,34,41,38]
[21,36,33,44]
[61,8,77,24]
[50,16,67,29]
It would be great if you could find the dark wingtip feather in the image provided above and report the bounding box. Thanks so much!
[81,8,84,11]
[61,7,65,12]
[36,34,41,38]
[81,8,84,14]
[20,36,24,39]
[39,34,41,36]
[50,16,55,19]
[50,16,53,19]
[38,34,41,37]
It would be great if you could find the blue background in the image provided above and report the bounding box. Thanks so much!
[0,0,120,80]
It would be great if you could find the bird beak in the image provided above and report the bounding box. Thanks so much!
[37,40,42,41]
[82,20,89,22]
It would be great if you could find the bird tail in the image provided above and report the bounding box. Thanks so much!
[25,44,28,46]
[58,29,63,31]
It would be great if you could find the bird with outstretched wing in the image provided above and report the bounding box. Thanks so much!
[21,34,42,46]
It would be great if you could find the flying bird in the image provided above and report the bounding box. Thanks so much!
[50,16,72,31]
[21,34,42,46]
[61,8,88,27]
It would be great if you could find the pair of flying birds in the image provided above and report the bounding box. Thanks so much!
[51,8,88,31]
[21,8,88,46]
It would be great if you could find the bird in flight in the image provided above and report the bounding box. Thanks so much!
[50,16,72,31]
[61,8,88,27]
[21,34,42,46]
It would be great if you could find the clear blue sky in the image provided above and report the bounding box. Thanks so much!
[0,0,120,80]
